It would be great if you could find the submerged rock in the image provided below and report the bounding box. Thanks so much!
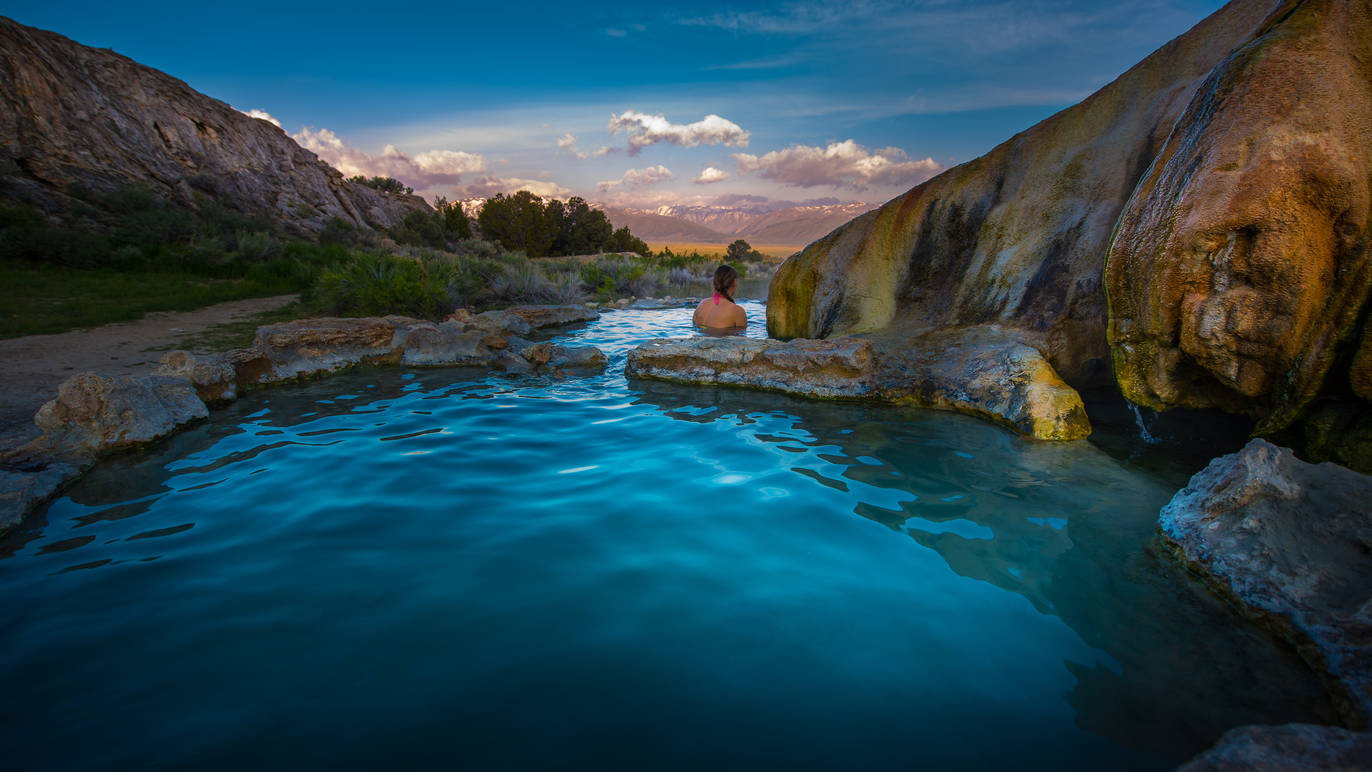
[34,373,208,453]
[625,331,1089,440]
[1159,439,1372,725]
[1179,723,1372,771]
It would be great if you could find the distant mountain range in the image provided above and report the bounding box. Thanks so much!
[600,201,878,246]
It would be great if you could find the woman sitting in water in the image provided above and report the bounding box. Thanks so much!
[693,265,747,333]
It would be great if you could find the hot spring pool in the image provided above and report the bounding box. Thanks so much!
[0,302,1338,770]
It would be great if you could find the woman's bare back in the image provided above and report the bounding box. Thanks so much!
[693,294,747,330]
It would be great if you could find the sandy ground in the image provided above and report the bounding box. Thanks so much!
[0,294,297,450]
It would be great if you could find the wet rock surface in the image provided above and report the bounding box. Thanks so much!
[1179,723,1372,771]
[1160,439,1372,725]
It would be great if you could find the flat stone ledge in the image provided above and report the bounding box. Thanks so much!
[1160,439,1372,726]
[626,337,876,399]
[1179,723,1372,771]
[624,325,1090,441]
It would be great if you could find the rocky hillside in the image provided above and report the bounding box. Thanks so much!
[0,16,426,234]
[768,0,1372,470]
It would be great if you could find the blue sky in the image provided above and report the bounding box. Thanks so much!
[7,0,1226,209]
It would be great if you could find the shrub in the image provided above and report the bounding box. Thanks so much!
[313,254,451,319]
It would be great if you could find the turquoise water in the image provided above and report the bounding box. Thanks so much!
[0,302,1336,770]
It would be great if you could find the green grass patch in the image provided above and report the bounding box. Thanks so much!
[0,261,302,338]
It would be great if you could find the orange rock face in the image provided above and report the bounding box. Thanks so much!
[1106,0,1372,434]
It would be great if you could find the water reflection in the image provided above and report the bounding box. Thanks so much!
[630,380,1338,757]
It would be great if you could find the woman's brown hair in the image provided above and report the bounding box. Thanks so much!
[713,264,739,303]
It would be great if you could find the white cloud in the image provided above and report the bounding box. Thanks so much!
[693,166,730,185]
[593,145,616,157]
[607,110,749,155]
[557,133,589,160]
[239,108,283,129]
[597,164,674,192]
[457,176,572,199]
[732,140,940,190]
[292,127,486,192]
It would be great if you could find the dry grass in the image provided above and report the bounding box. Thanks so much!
[648,241,802,262]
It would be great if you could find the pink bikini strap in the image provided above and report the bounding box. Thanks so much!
[712,292,720,305]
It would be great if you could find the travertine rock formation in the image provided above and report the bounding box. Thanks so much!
[766,0,1372,464]
[0,16,425,233]
[767,0,1276,386]
[1107,0,1372,444]
[1160,439,1372,726]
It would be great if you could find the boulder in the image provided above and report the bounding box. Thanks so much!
[154,350,236,402]
[33,373,208,453]
[1179,724,1372,771]
[518,342,608,370]
[1159,439,1372,725]
[468,310,533,337]
[1106,0,1372,440]
[397,321,493,367]
[875,326,1090,440]
[505,305,600,328]
[252,317,402,379]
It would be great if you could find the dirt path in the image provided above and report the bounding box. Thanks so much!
[0,294,298,449]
